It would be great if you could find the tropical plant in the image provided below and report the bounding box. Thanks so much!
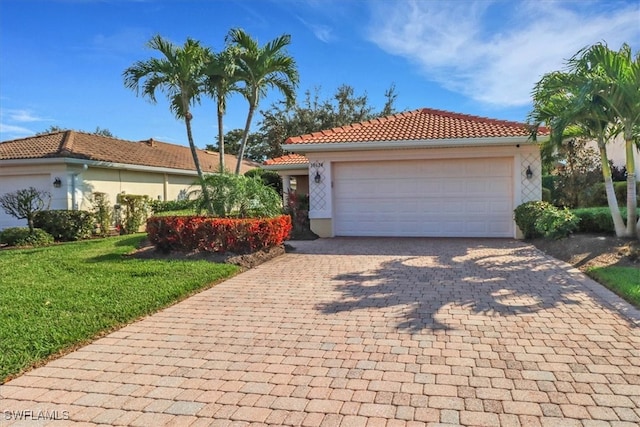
[123,35,214,212]
[226,28,299,174]
[0,187,51,233]
[568,42,640,236]
[205,46,241,173]
[191,173,282,218]
[528,52,628,237]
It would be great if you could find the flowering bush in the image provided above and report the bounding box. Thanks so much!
[146,215,292,254]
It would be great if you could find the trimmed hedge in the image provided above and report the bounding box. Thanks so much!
[582,181,640,207]
[0,227,54,247]
[33,210,94,241]
[572,207,640,233]
[514,201,578,239]
[150,199,195,214]
[146,215,292,254]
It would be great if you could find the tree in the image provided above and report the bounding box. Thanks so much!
[529,66,627,236]
[205,46,241,173]
[568,42,640,236]
[227,28,299,174]
[36,126,115,137]
[0,187,51,233]
[123,35,214,211]
[257,84,399,160]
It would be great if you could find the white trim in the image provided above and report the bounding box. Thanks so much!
[262,164,309,171]
[0,157,201,177]
[283,136,533,152]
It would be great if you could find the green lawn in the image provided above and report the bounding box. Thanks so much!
[587,266,640,308]
[0,235,239,382]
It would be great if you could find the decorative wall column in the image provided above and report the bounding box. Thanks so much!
[281,174,291,207]
[519,151,542,204]
[308,160,332,219]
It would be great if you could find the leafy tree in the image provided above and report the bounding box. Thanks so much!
[93,127,114,137]
[256,84,399,160]
[205,128,267,163]
[529,60,627,237]
[568,42,640,236]
[227,28,299,174]
[123,35,214,212]
[0,187,51,233]
[553,138,602,208]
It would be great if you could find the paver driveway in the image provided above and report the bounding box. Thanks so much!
[2,238,639,426]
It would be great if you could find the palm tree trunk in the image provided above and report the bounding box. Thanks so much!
[217,107,225,173]
[235,103,256,175]
[598,141,627,237]
[624,134,638,238]
[184,113,214,213]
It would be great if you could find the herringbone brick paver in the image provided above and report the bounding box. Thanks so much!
[1,238,639,426]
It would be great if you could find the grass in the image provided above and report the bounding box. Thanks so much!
[587,266,640,308]
[0,235,239,382]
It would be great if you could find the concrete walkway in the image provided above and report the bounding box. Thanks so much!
[1,238,639,426]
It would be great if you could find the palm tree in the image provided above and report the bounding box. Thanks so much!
[227,28,299,175]
[123,35,213,210]
[568,43,640,236]
[205,46,241,173]
[529,69,628,236]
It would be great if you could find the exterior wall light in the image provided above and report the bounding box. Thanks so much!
[53,177,62,188]
[525,166,533,180]
[314,170,322,184]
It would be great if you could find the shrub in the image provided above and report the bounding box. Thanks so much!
[146,215,292,254]
[572,207,640,233]
[0,227,54,247]
[582,181,639,208]
[541,187,552,203]
[244,169,283,195]
[34,210,94,241]
[286,191,311,235]
[192,174,282,218]
[534,207,579,239]
[150,199,195,214]
[117,194,150,234]
[91,192,113,237]
[514,201,554,239]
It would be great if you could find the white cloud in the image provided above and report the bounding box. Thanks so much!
[0,123,34,140]
[368,0,640,107]
[3,109,51,123]
[297,16,336,43]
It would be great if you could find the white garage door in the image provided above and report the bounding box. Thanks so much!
[333,158,514,237]
[0,174,51,230]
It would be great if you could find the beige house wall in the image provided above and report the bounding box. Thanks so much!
[587,135,640,174]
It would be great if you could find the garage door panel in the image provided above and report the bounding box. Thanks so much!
[334,158,513,237]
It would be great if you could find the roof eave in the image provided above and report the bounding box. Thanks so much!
[282,136,537,152]
[262,163,309,171]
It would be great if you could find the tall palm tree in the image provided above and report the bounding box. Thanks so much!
[123,35,213,210]
[529,70,628,236]
[205,46,241,173]
[227,28,299,175]
[569,43,640,236]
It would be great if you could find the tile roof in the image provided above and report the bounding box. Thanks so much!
[0,131,259,174]
[263,153,309,166]
[285,108,546,145]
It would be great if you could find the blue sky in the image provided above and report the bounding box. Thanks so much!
[1,0,638,148]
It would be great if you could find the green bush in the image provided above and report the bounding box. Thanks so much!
[514,201,554,239]
[193,174,282,218]
[150,199,195,214]
[91,192,113,237]
[541,187,552,203]
[0,227,54,247]
[244,169,283,195]
[34,210,94,241]
[572,207,640,233]
[534,207,579,239]
[582,181,639,207]
[117,194,150,234]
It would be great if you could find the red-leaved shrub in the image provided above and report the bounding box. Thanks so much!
[146,215,292,254]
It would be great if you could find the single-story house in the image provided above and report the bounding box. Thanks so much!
[264,108,548,239]
[0,130,258,230]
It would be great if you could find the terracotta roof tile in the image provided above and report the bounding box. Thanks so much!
[0,131,259,173]
[285,108,547,145]
[263,153,309,166]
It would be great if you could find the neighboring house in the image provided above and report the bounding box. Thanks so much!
[587,134,640,175]
[265,108,548,238]
[0,130,259,230]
